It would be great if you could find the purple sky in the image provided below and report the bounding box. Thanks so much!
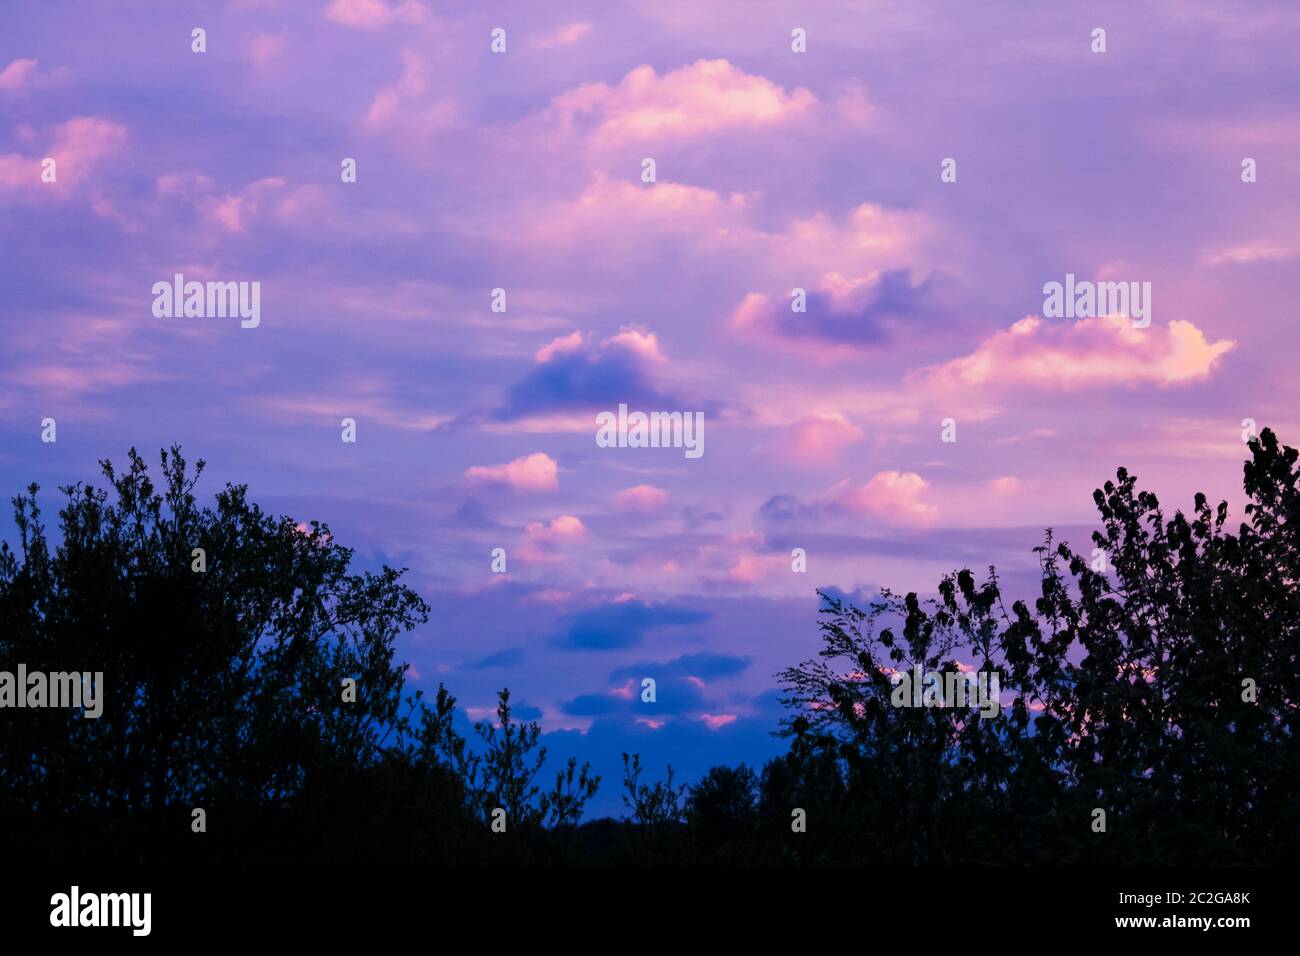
[3,0,1298,815]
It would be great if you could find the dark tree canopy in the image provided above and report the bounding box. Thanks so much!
[774,428,1300,864]
[2,434,1298,865]
[0,447,592,864]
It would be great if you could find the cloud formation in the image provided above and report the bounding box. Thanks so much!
[465,452,559,491]
[486,326,711,430]
[0,58,38,91]
[779,412,865,466]
[325,0,426,30]
[733,269,951,352]
[920,315,1236,391]
[547,58,817,144]
[612,484,669,512]
[825,472,940,526]
[551,598,709,651]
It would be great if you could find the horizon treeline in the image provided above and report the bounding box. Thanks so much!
[1,434,1297,865]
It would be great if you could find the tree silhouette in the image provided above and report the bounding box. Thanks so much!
[0,447,589,864]
[774,429,1300,864]
[417,684,599,858]
[618,753,687,862]
[3,435,1299,866]
[685,764,758,861]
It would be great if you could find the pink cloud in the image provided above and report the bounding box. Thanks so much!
[14,358,173,396]
[987,476,1022,495]
[52,117,127,171]
[245,33,286,68]
[1202,242,1297,266]
[0,58,37,91]
[325,0,425,29]
[920,314,1236,392]
[291,520,333,549]
[364,49,458,141]
[605,326,666,363]
[0,117,126,201]
[497,177,928,295]
[535,331,585,363]
[518,515,588,564]
[0,154,31,190]
[612,484,669,513]
[824,471,939,526]
[88,193,140,232]
[526,515,586,539]
[478,411,602,436]
[781,412,864,466]
[533,22,592,49]
[198,177,286,233]
[700,713,738,729]
[539,175,740,243]
[465,452,559,491]
[548,58,816,144]
[274,183,329,225]
[723,553,767,584]
[155,171,215,200]
[692,534,790,590]
[249,389,450,432]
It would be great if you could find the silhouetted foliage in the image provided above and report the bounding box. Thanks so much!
[685,764,758,861]
[417,684,599,860]
[770,428,1300,864]
[0,447,589,864]
[4,434,1299,865]
[619,753,687,862]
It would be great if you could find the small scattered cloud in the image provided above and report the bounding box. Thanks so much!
[533,22,592,49]
[824,472,940,527]
[700,713,738,730]
[518,514,587,564]
[777,412,864,467]
[987,476,1022,495]
[245,33,286,68]
[465,452,559,491]
[1201,242,1297,266]
[0,58,38,92]
[325,0,426,29]
[613,484,669,513]
[755,470,940,531]
[364,49,458,143]
[198,176,286,233]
